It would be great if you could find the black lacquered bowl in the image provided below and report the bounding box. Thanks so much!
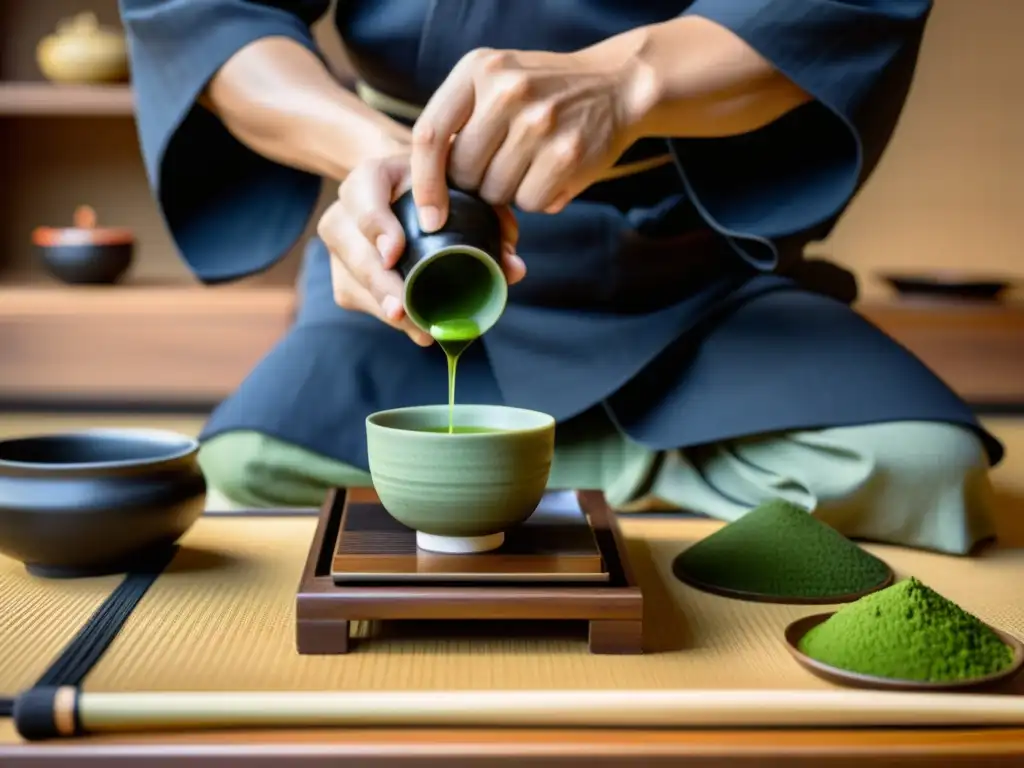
[33,205,134,285]
[0,429,206,578]
[36,242,133,285]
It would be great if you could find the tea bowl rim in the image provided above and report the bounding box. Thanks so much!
[366,404,555,437]
[0,428,200,472]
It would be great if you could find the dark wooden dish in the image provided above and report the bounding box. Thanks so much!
[784,612,1024,692]
[879,272,1013,302]
[331,492,608,584]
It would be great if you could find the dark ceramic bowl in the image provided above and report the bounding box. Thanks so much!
[32,205,134,285]
[391,189,506,335]
[0,429,206,578]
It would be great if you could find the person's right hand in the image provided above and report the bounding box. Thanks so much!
[318,152,524,346]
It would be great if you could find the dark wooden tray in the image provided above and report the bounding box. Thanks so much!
[331,492,607,584]
[296,488,644,655]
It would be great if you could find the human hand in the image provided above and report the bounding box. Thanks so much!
[317,152,523,346]
[409,47,642,230]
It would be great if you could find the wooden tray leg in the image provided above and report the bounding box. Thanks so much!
[296,619,350,655]
[588,620,643,655]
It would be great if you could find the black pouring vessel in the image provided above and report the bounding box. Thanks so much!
[0,429,206,578]
[32,205,134,285]
[391,188,507,334]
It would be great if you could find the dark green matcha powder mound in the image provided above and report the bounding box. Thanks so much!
[673,498,891,600]
[798,577,1014,682]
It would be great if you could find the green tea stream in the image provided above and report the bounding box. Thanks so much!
[429,318,482,433]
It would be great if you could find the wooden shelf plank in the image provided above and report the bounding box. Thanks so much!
[0,82,133,116]
[0,285,294,315]
[0,286,294,405]
[858,300,1024,404]
[0,288,1021,406]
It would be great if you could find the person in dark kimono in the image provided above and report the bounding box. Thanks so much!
[120,0,1001,554]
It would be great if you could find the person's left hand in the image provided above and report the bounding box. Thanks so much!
[409,47,643,233]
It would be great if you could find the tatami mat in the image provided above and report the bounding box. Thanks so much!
[53,511,1020,695]
[0,559,120,698]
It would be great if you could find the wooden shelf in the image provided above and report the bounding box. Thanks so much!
[0,82,133,116]
[0,286,295,405]
[858,300,1024,405]
[0,287,1021,407]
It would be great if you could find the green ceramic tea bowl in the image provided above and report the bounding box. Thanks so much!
[365,404,555,554]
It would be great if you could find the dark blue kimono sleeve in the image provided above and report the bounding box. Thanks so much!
[671,0,933,270]
[120,0,330,283]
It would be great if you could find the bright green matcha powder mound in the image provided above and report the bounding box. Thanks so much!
[799,577,1014,682]
[672,498,891,599]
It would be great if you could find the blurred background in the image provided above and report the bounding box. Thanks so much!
[0,0,1022,501]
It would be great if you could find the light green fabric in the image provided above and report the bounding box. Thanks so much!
[198,413,996,555]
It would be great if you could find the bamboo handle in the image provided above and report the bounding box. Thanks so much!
[15,687,1024,740]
